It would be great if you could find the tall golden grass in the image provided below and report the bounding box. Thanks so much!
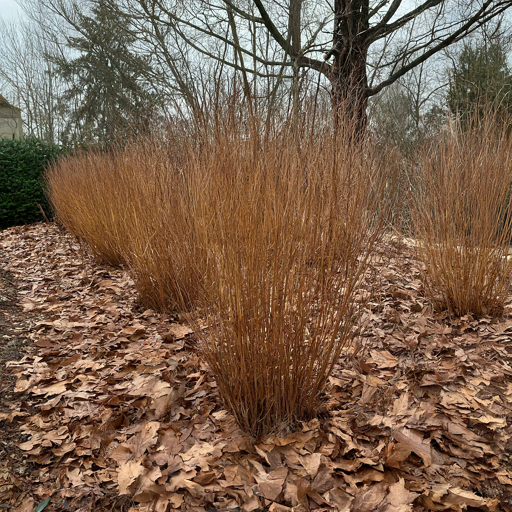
[47,138,208,311]
[189,117,388,436]
[114,141,208,312]
[411,117,512,316]
[46,149,129,267]
[46,109,389,435]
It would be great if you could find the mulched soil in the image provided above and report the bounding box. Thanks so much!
[0,223,512,512]
[0,266,39,511]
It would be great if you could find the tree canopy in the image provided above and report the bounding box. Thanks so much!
[51,0,157,145]
[448,36,512,125]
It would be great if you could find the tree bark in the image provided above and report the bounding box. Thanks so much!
[328,0,370,136]
[330,43,369,136]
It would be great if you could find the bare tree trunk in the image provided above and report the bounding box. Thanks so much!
[329,0,370,138]
[331,46,369,135]
[330,0,370,136]
[289,0,302,136]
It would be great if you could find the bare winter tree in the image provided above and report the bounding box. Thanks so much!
[21,0,302,130]
[101,0,512,133]
[369,59,447,151]
[0,18,67,142]
[17,0,512,135]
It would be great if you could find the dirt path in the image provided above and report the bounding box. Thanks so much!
[0,268,38,509]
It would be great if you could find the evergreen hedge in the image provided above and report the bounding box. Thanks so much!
[0,138,63,230]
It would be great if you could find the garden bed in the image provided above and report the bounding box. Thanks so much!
[1,223,511,512]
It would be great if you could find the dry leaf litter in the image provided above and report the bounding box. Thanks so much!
[0,223,511,512]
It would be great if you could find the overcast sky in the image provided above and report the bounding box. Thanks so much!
[0,0,417,23]
[0,0,23,21]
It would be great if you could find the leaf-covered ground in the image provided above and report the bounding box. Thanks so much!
[1,223,512,512]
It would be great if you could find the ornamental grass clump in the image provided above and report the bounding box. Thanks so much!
[411,117,512,317]
[195,115,388,436]
[47,108,391,436]
[46,149,130,267]
[46,139,208,312]
[117,140,208,312]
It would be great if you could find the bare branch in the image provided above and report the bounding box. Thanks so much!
[368,1,512,96]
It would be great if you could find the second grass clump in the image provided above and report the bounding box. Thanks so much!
[411,117,512,317]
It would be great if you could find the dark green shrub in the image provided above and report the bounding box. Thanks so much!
[0,138,63,230]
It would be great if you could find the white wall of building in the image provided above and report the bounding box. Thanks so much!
[0,106,23,139]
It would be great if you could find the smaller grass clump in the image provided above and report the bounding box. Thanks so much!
[118,141,209,312]
[411,116,512,317]
[46,140,208,312]
[46,149,130,267]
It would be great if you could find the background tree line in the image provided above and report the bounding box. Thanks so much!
[1,0,512,148]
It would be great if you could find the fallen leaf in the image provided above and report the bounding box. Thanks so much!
[392,428,432,466]
[118,460,145,494]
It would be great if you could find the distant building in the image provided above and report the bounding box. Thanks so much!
[0,95,23,140]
